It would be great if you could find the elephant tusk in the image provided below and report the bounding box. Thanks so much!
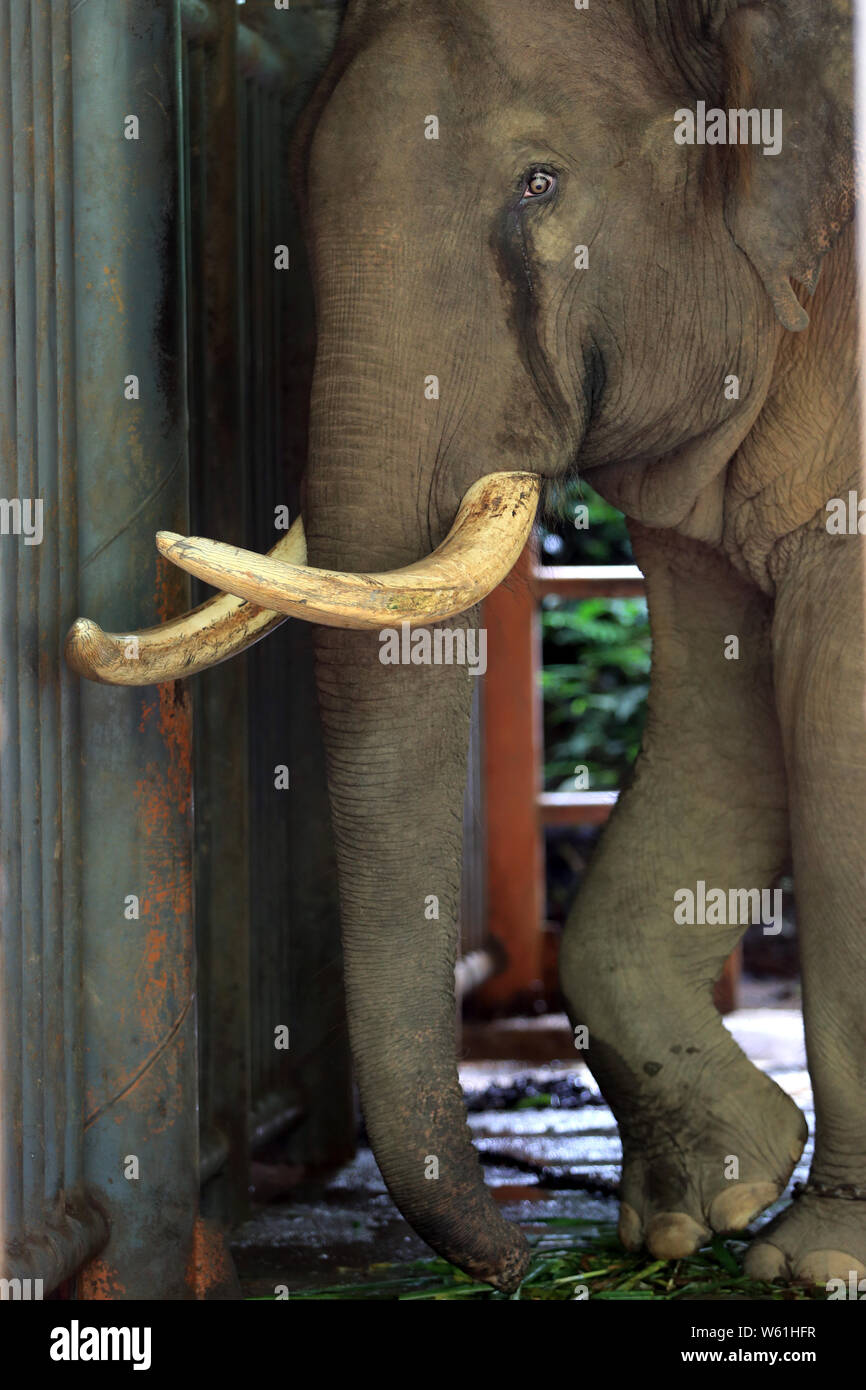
[155,472,541,630]
[65,518,306,685]
[66,472,539,681]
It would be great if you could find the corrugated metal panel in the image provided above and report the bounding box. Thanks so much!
[1,0,197,1297]
[0,0,108,1292]
[1,0,357,1294]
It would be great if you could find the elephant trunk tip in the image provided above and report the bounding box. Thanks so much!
[482,1238,532,1294]
[424,1202,531,1293]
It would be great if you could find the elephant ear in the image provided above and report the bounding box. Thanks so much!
[714,0,855,331]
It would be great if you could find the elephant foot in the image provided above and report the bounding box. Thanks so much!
[744,1192,866,1290]
[609,1045,807,1260]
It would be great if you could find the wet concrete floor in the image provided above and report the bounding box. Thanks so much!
[233,1006,812,1297]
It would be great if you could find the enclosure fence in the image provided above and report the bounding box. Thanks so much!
[0,0,349,1300]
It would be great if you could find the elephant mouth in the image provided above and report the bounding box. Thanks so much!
[65,471,540,685]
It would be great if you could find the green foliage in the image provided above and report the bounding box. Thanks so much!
[283,1223,822,1301]
[539,480,650,791]
[541,595,651,791]
[540,479,634,566]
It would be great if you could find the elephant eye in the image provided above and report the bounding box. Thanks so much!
[521,170,557,201]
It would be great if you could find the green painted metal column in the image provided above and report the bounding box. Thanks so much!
[71,0,198,1299]
[0,0,110,1294]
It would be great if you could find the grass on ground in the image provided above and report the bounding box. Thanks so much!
[276,1220,823,1301]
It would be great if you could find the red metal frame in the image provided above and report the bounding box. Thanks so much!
[482,541,740,1013]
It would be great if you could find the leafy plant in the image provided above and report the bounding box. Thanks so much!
[279,1222,821,1301]
[539,482,650,791]
[540,478,635,566]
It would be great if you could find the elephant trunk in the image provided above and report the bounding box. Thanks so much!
[312,618,530,1291]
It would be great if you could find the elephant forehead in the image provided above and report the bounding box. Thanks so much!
[311,3,676,221]
[331,1,640,128]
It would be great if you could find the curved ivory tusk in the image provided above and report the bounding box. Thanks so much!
[65,519,306,685]
[155,472,540,630]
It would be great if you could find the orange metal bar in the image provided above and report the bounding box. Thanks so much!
[482,553,739,1014]
[481,544,544,1006]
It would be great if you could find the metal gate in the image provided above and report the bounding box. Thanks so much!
[1,0,351,1300]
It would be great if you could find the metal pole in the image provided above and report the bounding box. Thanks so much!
[72,0,197,1299]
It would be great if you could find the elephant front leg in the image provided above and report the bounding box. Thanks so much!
[745,526,866,1287]
[560,523,806,1261]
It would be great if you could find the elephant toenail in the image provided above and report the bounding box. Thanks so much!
[645,1213,710,1259]
[795,1250,866,1285]
[743,1241,788,1280]
[618,1202,644,1252]
[709,1182,779,1233]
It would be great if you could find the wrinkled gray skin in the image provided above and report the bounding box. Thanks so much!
[296,0,861,1290]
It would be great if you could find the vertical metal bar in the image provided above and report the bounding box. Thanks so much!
[461,683,487,956]
[247,76,264,1113]
[189,0,251,1225]
[482,545,545,1008]
[266,81,280,1114]
[11,0,46,1234]
[256,19,352,1167]
[264,88,275,569]
[32,0,64,1221]
[72,0,196,1299]
[0,0,24,1248]
[52,0,85,1209]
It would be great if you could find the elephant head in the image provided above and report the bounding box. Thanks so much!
[68,0,853,1290]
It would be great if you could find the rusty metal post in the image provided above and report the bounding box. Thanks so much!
[70,0,198,1299]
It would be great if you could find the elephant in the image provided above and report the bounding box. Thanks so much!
[67,0,861,1294]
